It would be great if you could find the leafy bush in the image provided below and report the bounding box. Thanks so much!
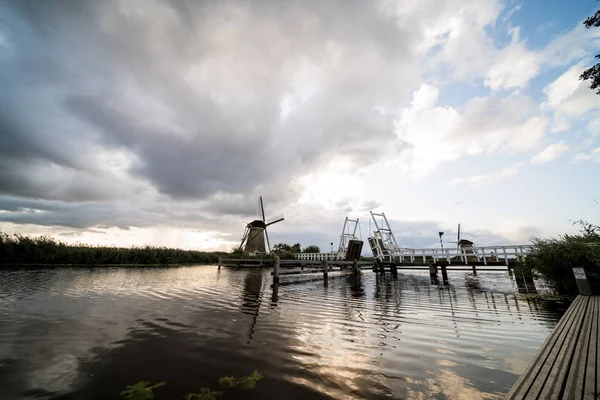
[523,221,600,294]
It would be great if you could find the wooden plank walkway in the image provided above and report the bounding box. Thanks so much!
[505,295,599,399]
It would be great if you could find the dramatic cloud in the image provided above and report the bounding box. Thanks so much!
[0,0,598,249]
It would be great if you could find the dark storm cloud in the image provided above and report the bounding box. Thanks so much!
[0,0,418,230]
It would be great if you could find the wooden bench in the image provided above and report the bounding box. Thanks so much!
[505,295,599,399]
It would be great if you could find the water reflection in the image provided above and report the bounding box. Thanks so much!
[0,267,568,399]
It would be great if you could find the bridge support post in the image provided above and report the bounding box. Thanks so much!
[472,265,477,276]
[429,263,438,284]
[441,265,449,285]
[273,256,280,283]
[322,260,328,283]
[391,263,398,276]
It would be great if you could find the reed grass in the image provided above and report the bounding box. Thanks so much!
[0,232,228,266]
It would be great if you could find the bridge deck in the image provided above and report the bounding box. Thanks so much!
[505,295,599,399]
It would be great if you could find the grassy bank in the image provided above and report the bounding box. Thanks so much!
[522,221,600,295]
[0,232,228,266]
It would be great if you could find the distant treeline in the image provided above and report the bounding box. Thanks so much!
[0,232,228,266]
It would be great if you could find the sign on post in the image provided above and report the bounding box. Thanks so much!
[572,267,592,295]
[573,267,587,280]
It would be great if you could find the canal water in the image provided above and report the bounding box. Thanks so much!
[0,266,571,400]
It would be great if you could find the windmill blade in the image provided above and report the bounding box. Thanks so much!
[266,214,284,226]
[265,228,271,253]
[259,196,266,222]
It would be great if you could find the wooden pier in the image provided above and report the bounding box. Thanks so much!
[505,295,599,399]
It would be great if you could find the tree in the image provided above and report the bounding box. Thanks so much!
[272,243,291,253]
[580,7,600,94]
[303,245,321,253]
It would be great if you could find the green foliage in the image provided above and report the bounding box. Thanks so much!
[581,8,600,94]
[230,246,245,257]
[522,220,600,294]
[302,245,321,253]
[217,376,238,389]
[184,388,223,400]
[236,370,263,389]
[216,370,263,390]
[120,381,166,400]
[0,232,228,266]
[122,371,263,400]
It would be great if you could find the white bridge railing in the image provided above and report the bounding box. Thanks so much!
[295,252,339,261]
[296,245,534,265]
[392,245,533,265]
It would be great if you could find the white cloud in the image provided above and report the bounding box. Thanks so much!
[485,17,600,92]
[541,62,600,133]
[447,163,522,187]
[573,153,592,162]
[395,86,547,177]
[485,31,540,91]
[572,146,600,163]
[530,141,569,164]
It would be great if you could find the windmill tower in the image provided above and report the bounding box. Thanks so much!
[240,196,284,255]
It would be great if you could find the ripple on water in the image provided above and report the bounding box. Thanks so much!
[0,266,568,400]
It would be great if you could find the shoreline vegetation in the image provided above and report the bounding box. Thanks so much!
[0,232,228,266]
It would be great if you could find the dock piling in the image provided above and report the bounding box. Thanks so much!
[322,260,328,282]
[429,263,438,284]
[441,265,448,285]
[218,257,222,270]
[273,256,280,283]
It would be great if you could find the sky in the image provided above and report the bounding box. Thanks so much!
[0,0,599,253]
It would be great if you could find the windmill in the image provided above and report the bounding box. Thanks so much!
[448,223,476,261]
[239,196,284,254]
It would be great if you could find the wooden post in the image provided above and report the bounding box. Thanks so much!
[353,259,359,274]
[273,256,280,283]
[472,265,477,276]
[441,265,448,285]
[322,260,328,281]
[218,257,222,270]
[429,263,438,284]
